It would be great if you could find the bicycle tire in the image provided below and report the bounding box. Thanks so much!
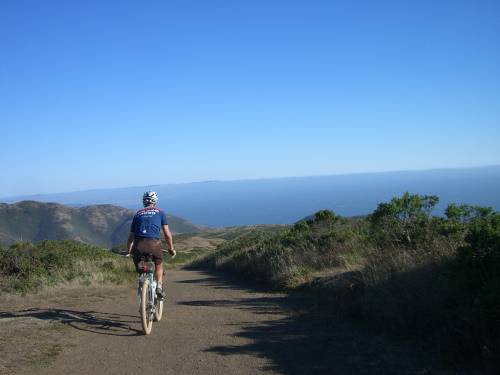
[154,299,164,322]
[140,279,153,335]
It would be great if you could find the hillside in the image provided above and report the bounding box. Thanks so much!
[3,166,500,226]
[0,201,201,248]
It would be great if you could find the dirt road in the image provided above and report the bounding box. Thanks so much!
[1,269,450,375]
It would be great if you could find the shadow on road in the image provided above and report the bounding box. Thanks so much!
[176,272,273,293]
[0,308,142,337]
[180,297,284,315]
[177,270,441,375]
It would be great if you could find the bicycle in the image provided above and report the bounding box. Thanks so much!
[130,250,175,335]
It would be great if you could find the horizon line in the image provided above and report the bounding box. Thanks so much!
[2,164,499,200]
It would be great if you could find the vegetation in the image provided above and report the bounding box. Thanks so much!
[0,240,136,294]
[2,195,498,368]
[111,224,285,270]
[189,192,500,369]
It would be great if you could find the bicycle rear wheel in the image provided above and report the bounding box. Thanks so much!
[140,279,153,335]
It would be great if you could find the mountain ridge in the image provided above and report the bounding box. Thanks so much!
[0,201,201,248]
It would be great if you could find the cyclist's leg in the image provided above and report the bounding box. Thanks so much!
[154,261,165,299]
[131,248,141,273]
[146,240,163,282]
[155,262,163,284]
[144,239,165,298]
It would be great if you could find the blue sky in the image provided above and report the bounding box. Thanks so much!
[1,0,499,197]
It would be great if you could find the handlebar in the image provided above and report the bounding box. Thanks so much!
[163,249,176,259]
[124,250,176,259]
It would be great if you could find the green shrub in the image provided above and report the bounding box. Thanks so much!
[461,208,500,266]
[0,240,135,294]
[449,211,500,363]
[189,210,370,288]
[370,192,439,246]
[313,210,336,222]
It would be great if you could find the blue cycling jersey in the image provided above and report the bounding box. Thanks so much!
[130,206,168,239]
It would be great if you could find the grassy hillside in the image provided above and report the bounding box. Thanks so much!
[189,193,500,370]
[0,223,285,294]
[0,201,201,248]
[0,240,136,294]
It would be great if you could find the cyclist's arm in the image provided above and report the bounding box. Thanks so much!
[126,232,135,255]
[162,224,174,253]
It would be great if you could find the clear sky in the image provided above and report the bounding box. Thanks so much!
[1,0,499,197]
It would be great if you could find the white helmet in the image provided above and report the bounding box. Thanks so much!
[142,191,158,207]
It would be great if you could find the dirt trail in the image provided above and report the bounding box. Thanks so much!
[1,269,451,375]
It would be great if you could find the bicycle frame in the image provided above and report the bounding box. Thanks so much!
[138,268,156,309]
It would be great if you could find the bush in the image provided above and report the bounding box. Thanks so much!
[461,208,500,266]
[450,211,500,364]
[190,211,370,288]
[0,240,135,294]
[370,192,439,247]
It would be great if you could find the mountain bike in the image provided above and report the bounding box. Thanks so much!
[134,250,175,335]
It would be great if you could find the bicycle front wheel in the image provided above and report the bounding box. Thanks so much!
[154,299,164,322]
[140,279,153,335]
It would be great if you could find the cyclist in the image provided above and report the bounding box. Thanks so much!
[127,191,176,300]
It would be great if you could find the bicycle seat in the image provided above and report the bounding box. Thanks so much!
[138,254,155,274]
[140,253,154,262]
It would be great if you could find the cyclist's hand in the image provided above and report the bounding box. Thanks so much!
[169,249,176,259]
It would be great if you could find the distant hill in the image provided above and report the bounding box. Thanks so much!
[0,201,201,248]
[2,166,500,226]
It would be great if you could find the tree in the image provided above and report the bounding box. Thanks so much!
[370,192,439,246]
